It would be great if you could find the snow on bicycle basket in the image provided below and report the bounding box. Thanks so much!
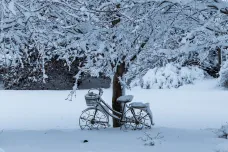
[85,92,99,106]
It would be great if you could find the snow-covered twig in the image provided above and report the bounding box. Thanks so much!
[138,132,164,146]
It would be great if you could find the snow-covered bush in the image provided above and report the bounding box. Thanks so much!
[217,123,228,139]
[218,61,228,88]
[132,63,205,89]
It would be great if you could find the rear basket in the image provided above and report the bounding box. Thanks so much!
[85,93,99,106]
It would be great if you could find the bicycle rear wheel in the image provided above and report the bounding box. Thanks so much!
[79,108,109,130]
[122,108,152,130]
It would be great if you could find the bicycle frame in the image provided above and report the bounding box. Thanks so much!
[96,98,123,120]
[88,97,138,124]
[84,88,127,120]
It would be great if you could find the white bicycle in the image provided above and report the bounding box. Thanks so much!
[79,88,154,130]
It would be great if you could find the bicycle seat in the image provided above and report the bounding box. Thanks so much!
[130,102,147,108]
[117,95,133,103]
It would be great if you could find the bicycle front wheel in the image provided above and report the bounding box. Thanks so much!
[79,108,109,130]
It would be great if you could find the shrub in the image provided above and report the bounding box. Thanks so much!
[131,63,205,89]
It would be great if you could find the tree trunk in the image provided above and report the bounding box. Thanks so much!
[217,46,222,78]
[217,46,222,69]
[112,62,125,127]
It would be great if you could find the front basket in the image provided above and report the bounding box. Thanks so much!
[85,93,99,106]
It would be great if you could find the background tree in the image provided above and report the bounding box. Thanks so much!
[68,0,223,127]
[0,0,227,127]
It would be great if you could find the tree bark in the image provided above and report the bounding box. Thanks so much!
[217,46,222,70]
[112,62,125,127]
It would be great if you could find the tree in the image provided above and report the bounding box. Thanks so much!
[68,0,217,127]
[1,0,227,127]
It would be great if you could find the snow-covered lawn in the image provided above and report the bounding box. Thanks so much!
[1,128,227,152]
[0,79,228,152]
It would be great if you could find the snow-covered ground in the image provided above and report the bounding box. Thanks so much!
[0,79,227,152]
[1,127,227,152]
